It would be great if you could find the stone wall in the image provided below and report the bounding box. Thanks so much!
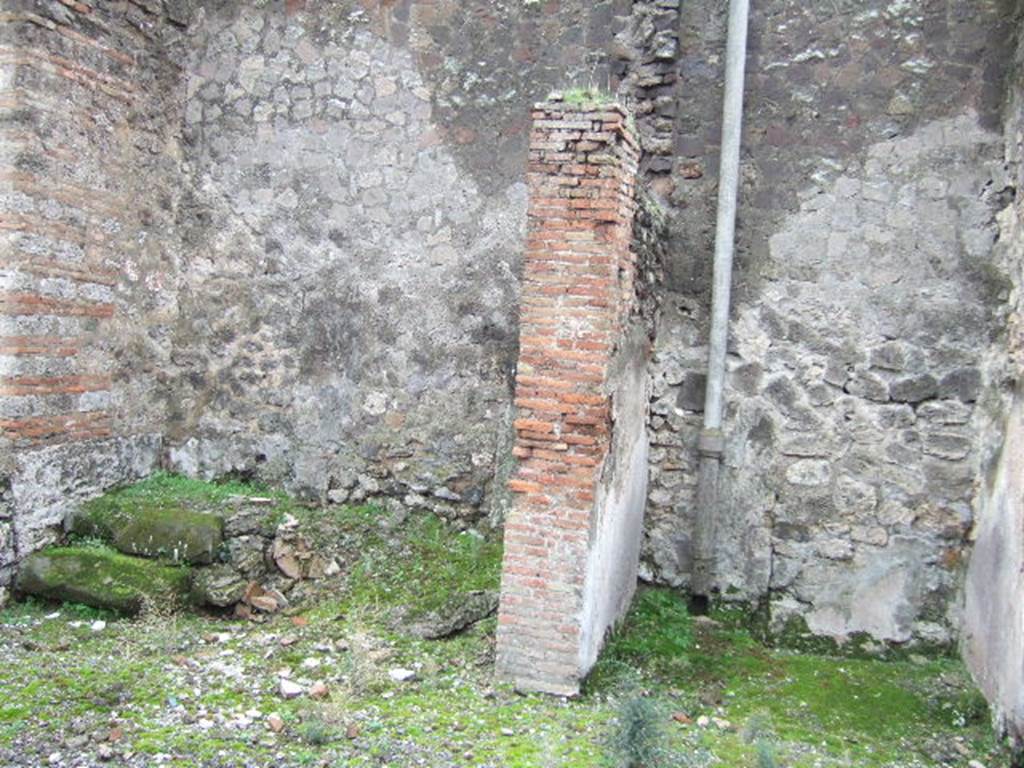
[0,0,190,585]
[165,0,628,521]
[963,10,1024,742]
[641,0,1017,647]
[496,101,647,695]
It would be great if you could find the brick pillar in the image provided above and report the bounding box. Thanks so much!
[496,100,649,695]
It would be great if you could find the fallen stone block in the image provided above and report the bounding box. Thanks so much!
[401,589,499,639]
[16,547,191,614]
[71,504,223,565]
[190,565,247,608]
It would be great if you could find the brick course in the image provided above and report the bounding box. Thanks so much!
[495,101,647,695]
[0,2,180,453]
[1,7,120,453]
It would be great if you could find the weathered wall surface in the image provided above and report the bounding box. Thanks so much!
[963,15,1024,740]
[578,323,650,676]
[157,0,1019,650]
[964,393,1024,741]
[0,1,190,585]
[0,0,1018,654]
[642,0,1017,646]
[166,1,627,520]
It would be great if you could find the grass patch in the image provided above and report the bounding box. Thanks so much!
[71,472,298,544]
[1,569,1012,768]
[313,509,502,621]
[82,471,279,511]
[589,588,694,688]
[588,595,1011,766]
[0,476,1013,768]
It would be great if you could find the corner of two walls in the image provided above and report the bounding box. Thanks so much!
[2,0,1020,685]
[961,13,1024,740]
[643,0,1017,650]
[163,1,633,524]
[166,5,523,521]
[0,0,633,583]
[0,1,189,586]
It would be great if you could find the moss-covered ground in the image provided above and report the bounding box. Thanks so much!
[0,475,1015,767]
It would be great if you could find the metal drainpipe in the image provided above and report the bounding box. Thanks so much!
[690,0,751,600]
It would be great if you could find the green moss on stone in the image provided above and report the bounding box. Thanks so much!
[769,613,957,660]
[73,504,223,565]
[73,474,232,564]
[769,613,852,656]
[708,598,771,638]
[16,547,190,614]
[89,471,275,506]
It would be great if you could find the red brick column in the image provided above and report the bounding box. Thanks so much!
[496,100,647,695]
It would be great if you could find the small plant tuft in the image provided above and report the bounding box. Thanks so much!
[558,87,616,108]
[65,534,112,551]
[741,710,774,744]
[298,714,333,746]
[949,687,991,727]
[755,739,780,768]
[604,693,669,768]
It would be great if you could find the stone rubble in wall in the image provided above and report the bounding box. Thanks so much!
[613,0,680,182]
[641,297,707,588]
[631,190,670,337]
[614,2,686,588]
[0,478,13,590]
[190,501,341,616]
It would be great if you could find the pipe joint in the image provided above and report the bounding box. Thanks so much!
[697,429,725,459]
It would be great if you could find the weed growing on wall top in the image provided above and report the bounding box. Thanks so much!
[558,87,617,108]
